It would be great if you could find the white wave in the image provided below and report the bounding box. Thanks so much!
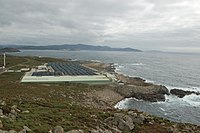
[115,63,144,70]
[114,64,125,74]
[159,107,166,112]
[71,59,78,61]
[114,68,123,74]
[165,95,178,102]
[114,63,118,66]
[114,63,155,84]
[182,94,200,106]
[90,60,101,63]
[130,97,144,102]
[145,79,155,83]
[118,65,125,68]
[157,93,200,107]
[156,95,180,105]
[114,64,124,70]
[114,97,143,109]
[114,98,130,109]
[115,68,120,71]
[130,63,145,66]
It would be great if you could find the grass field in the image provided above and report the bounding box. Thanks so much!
[0,55,115,132]
[0,54,66,69]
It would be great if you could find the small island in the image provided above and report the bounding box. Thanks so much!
[0,48,20,53]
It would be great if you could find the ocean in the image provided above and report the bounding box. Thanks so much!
[11,50,200,125]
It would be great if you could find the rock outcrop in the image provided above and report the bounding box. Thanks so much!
[0,126,31,133]
[66,130,84,133]
[0,102,20,122]
[104,112,150,132]
[114,84,169,102]
[52,126,64,133]
[170,89,200,98]
[90,127,113,133]
[0,120,3,129]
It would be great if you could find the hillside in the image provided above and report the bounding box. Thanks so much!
[0,55,199,133]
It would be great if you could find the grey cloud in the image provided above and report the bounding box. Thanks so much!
[0,0,200,52]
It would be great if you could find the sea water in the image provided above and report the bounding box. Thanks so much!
[11,50,200,125]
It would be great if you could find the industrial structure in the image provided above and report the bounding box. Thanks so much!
[3,53,6,68]
[21,62,111,84]
[0,53,6,69]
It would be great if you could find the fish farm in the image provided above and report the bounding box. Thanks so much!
[48,62,97,76]
[21,61,111,84]
[31,62,97,76]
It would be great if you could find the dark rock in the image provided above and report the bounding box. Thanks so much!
[170,89,200,98]
[127,111,137,116]
[23,126,31,132]
[8,130,17,133]
[0,109,3,116]
[0,130,8,133]
[0,101,6,106]
[160,122,165,126]
[167,127,173,133]
[2,106,11,115]
[0,120,3,128]
[104,117,114,127]
[105,113,134,132]
[133,93,166,102]
[53,126,64,133]
[8,113,16,121]
[90,128,112,133]
[21,110,30,114]
[11,105,17,110]
[115,84,169,102]
[167,127,179,133]
[158,85,170,95]
[66,130,84,133]
[127,112,145,124]
[10,109,17,116]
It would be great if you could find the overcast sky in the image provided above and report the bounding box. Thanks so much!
[0,0,200,52]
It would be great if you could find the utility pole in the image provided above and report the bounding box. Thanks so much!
[3,52,6,68]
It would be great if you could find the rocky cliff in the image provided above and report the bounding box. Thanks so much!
[114,84,169,102]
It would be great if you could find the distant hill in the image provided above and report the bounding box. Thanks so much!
[0,48,20,53]
[0,44,142,52]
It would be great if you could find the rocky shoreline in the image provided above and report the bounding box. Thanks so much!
[1,99,200,133]
[85,62,200,103]
[114,83,169,102]
[1,56,200,133]
[83,61,170,102]
[170,89,200,98]
[112,73,200,102]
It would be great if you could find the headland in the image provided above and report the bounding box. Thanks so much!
[0,54,199,133]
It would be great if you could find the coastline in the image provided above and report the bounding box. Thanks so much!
[1,55,200,132]
[83,61,200,125]
[83,61,170,103]
[81,61,200,132]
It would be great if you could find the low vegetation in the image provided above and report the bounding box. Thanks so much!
[0,55,199,133]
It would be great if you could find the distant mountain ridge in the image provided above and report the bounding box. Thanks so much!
[0,44,142,52]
